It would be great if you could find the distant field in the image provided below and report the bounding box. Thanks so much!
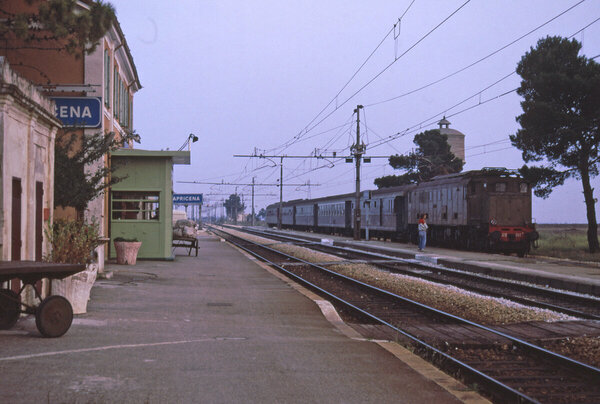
[532,224,600,262]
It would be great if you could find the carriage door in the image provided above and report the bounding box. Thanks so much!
[379,199,384,226]
[345,201,352,230]
[313,204,319,228]
[293,206,297,226]
[394,196,405,232]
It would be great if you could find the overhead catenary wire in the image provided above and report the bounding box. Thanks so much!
[267,0,470,155]
[365,15,600,153]
[216,5,600,208]
[366,0,588,107]
[294,0,472,145]
[265,8,408,154]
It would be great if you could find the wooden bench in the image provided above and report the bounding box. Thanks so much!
[172,236,199,256]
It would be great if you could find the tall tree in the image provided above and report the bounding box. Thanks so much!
[224,194,245,222]
[0,0,116,58]
[374,129,463,188]
[510,36,600,253]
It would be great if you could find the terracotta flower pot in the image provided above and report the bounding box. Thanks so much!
[114,241,142,265]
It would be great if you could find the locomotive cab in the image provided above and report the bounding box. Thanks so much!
[467,169,538,256]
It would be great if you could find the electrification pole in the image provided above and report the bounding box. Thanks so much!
[278,157,283,229]
[352,105,364,240]
[251,177,255,226]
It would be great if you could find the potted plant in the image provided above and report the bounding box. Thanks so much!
[45,219,102,314]
[113,237,142,265]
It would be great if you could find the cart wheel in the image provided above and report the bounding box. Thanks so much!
[35,296,73,338]
[0,289,21,330]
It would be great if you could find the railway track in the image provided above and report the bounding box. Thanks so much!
[208,225,600,404]
[234,226,600,320]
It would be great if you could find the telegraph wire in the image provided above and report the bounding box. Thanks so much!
[365,14,600,152]
[270,0,419,154]
[365,86,516,152]
[268,0,469,155]
[294,0,472,146]
[366,0,587,107]
[266,16,401,154]
[231,6,599,203]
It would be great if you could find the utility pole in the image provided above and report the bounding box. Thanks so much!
[352,105,364,240]
[232,154,322,231]
[278,157,283,230]
[251,177,255,226]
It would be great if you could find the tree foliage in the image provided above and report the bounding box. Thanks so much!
[223,194,245,221]
[54,130,139,213]
[257,208,267,221]
[510,36,600,252]
[374,129,463,188]
[0,0,116,57]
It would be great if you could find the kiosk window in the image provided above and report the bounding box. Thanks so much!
[112,192,160,220]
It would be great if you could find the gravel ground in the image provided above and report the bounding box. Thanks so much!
[226,228,573,325]
[540,336,600,368]
[224,228,600,368]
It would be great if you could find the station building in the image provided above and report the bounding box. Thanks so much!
[0,57,61,265]
[0,0,141,270]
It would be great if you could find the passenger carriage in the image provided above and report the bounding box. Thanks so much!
[266,169,537,256]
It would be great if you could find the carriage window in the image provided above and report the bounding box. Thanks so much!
[495,183,507,192]
[520,183,528,193]
[112,192,160,220]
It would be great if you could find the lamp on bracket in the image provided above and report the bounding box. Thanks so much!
[178,133,199,151]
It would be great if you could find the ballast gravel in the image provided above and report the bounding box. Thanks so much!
[225,228,573,325]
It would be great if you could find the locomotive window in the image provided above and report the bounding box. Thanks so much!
[470,183,477,194]
[495,183,507,192]
[520,183,528,193]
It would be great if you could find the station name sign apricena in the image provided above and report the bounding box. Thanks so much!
[51,97,102,128]
[173,194,203,205]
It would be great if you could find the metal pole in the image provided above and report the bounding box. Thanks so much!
[251,177,255,226]
[353,105,363,240]
[278,157,283,230]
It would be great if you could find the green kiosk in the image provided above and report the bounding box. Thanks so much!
[109,149,190,260]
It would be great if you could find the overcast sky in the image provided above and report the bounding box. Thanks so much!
[110,0,600,223]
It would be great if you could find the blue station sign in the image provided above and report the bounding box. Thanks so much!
[52,97,102,128]
[173,193,203,205]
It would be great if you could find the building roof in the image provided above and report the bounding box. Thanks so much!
[111,149,190,165]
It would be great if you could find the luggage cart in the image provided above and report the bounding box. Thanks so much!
[0,261,86,338]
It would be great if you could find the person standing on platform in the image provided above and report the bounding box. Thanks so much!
[418,213,428,252]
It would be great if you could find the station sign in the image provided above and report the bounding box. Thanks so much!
[173,193,203,205]
[51,97,102,128]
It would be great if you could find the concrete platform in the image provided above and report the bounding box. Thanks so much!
[265,227,600,296]
[0,232,487,403]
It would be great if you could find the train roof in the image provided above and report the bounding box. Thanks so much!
[266,168,524,208]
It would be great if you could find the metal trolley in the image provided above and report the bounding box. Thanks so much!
[0,261,85,338]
